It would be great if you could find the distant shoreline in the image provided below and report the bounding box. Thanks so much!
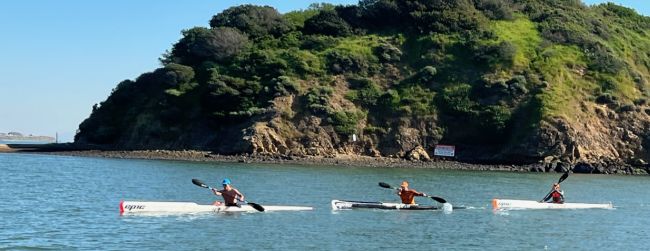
[2,143,646,175]
[0,136,54,143]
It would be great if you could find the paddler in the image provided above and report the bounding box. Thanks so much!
[211,178,245,207]
[397,181,427,205]
[541,183,564,204]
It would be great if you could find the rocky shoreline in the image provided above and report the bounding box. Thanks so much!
[47,149,533,170]
[0,145,640,175]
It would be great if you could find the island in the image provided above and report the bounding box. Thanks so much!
[8,1,650,175]
[0,132,55,143]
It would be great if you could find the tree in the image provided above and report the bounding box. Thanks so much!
[203,74,265,119]
[210,5,292,39]
[302,10,353,37]
[359,0,485,33]
[473,41,517,68]
[473,0,513,20]
[160,63,195,86]
[358,0,402,29]
[168,27,249,66]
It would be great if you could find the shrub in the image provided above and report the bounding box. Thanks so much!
[203,74,265,119]
[284,10,318,29]
[439,84,477,116]
[300,35,339,51]
[373,42,402,62]
[358,0,402,29]
[163,63,195,85]
[306,86,334,114]
[329,110,366,135]
[618,104,635,113]
[236,50,288,80]
[415,66,438,85]
[303,10,353,37]
[359,0,485,33]
[473,41,517,68]
[584,42,625,74]
[168,27,249,66]
[507,75,528,96]
[598,76,617,93]
[377,89,401,113]
[325,50,370,74]
[634,98,647,106]
[595,93,617,104]
[480,105,511,131]
[347,77,382,107]
[335,5,365,29]
[473,0,513,20]
[271,76,300,96]
[474,104,512,143]
[209,5,292,38]
[398,85,436,116]
[281,49,323,76]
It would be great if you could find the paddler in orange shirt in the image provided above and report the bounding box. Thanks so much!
[397,181,426,204]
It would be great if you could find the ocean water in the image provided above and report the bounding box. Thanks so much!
[1,153,648,250]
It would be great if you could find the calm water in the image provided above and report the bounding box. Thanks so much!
[1,153,648,250]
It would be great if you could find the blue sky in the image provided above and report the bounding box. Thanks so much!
[0,0,647,142]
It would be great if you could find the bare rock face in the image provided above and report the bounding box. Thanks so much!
[396,127,423,156]
[246,122,288,155]
[506,102,650,173]
[406,146,430,161]
[376,119,441,158]
[297,116,338,156]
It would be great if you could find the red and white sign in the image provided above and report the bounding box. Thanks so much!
[434,145,455,157]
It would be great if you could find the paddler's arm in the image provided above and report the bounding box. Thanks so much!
[233,189,245,202]
[211,188,222,196]
[540,190,554,202]
[412,189,426,197]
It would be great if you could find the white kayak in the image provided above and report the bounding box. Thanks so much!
[120,201,313,215]
[492,199,613,210]
[331,200,460,211]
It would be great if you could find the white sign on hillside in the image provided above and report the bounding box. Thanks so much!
[434,145,455,157]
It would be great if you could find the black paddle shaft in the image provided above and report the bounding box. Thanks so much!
[558,171,569,184]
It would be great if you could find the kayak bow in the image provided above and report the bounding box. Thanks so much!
[492,199,613,210]
[120,201,313,215]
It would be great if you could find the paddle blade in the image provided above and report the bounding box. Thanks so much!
[247,202,265,212]
[378,182,392,189]
[558,171,570,184]
[430,196,447,204]
[192,179,209,188]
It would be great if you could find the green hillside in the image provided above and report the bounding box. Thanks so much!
[75,0,650,171]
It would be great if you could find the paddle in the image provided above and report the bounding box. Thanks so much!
[378,182,447,204]
[191,179,265,212]
[540,170,570,202]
